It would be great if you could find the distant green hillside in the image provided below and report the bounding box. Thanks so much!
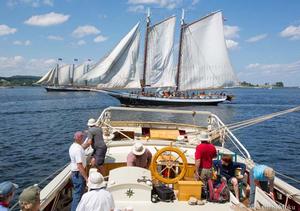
[0,75,41,86]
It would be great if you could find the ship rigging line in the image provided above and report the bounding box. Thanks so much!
[226,105,300,131]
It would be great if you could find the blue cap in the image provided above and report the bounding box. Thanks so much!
[0,181,18,197]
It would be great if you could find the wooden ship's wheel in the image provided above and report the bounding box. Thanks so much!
[151,146,188,184]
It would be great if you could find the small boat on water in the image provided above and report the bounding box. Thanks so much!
[36,106,299,211]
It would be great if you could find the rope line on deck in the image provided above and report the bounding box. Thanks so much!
[227,105,300,131]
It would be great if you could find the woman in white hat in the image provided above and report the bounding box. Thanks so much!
[127,142,152,169]
[76,171,115,211]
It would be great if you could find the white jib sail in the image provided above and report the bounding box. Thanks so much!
[47,67,56,85]
[58,64,71,86]
[36,67,55,84]
[179,11,238,91]
[145,16,176,88]
[81,23,141,89]
[73,64,86,86]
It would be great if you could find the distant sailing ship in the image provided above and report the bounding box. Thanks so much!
[36,10,237,105]
[100,10,237,105]
[35,62,91,91]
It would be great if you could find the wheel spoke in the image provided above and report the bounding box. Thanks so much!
[159,166,168,174]
[171,167,177,174]
[167,168,170,178]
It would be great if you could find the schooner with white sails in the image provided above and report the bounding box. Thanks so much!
[103,10,237,105]
[36,10,237,105]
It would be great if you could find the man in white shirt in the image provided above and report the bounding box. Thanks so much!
[76,171,115,211]
[69,131,88,211]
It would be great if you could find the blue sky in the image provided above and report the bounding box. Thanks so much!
[0,0,300,86]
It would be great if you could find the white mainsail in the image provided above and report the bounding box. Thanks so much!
[80,23,141,89]
[179,11,237,91]
[57,64,71,86]
[73,64,86,86]
[145,16,176,88]
[35,67,56,85]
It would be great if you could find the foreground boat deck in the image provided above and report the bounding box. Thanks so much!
[115,200,233,211]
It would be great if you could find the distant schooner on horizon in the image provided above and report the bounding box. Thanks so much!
[36,9,237,105]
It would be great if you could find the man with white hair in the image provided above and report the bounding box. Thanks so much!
[127,142,152,169]
[69,131,88,211]
[76,171,115,211]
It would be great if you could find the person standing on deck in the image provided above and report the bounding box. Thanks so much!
[194,131,217,198]
[249,165,275,207]
[69,131,88,211]
[76,171,115,211]
[0,181,18,211]
[127,142,152,169]
[82,118,107,175]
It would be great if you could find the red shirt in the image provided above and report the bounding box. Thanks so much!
[195,142,217,169]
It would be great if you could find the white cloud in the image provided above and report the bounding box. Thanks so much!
[245,60,300,74]
[72,25,100,38]
[224,25,240,39]
[13,40,31,46]
[128,0,182,9]
[280,25,300,40]
[226,39,239,50]
[24,12,70,26]
[77,40,86,46]
[127,5,146,13]
[94,35,108,43]
[7,0,54,7]
[246,34,268,43]
[0,56,57,76]
[0,24,17,36]
[192,0,200,5]
[47,35,63,41]
[238,59,300,86]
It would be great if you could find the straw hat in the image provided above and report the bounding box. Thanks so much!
[87,172,105,189]
[197,131,209,141]
[264,167,275,180]
[87,118,96,127]
[132,142,146,156]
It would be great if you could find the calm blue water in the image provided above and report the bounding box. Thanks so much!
[0,87,299,198]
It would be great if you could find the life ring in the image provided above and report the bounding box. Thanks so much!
[151,146,188,184]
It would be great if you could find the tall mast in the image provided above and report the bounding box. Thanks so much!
[55,58,62,86]
[175,9,185,92]
[142,8,151,90]
[71,58,78,86]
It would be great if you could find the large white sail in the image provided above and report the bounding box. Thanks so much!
[81,23,141,89]
[58,64,71,86]
[36,67,55,84]
[73,64,86,86]
[47,67,56,85]
[145,16,176,88]
[179,11,237,91]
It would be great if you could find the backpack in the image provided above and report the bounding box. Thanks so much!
[152,185,175,202]
[207,179,230,203]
